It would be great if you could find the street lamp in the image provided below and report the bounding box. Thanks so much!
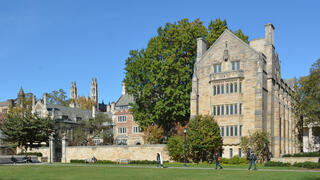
[184,128,187,167]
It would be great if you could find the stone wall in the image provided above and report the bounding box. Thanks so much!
[17,147,50,159]
[271,157,320,164]
[65,144,169,163]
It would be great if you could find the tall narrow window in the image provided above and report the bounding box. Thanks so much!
[218,64,222,72]
[237,61,240,70]
[230,148,233,158]
[230,126,233,136]
[239,82,242,93]
[240,125,242,136]
[226,84,229,93]
[217,85,220,95]
[230,83,233,93]
[232,62,235,71]
[213,106,216,116]
[214,65,217,73]
[238,148,242,157]
[230,104,233,115]
[235,104,238,114]
[240,103,242,115]
[226,126,229,136]
[221,127,224,136]
[221,85,224,94]
[226,105,229,115]
[235,82,237,93]
[235,126,238,136]
[221,105,224,115]
[217,105,220,116]
[213,86,216,95]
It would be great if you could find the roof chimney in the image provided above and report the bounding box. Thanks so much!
[265,23,275,46]
[196,37,207,62]
[122,82,126,95]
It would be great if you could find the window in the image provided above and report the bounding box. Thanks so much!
[235,104,238,114]
[232,62,235,71]
[232,61,240,71]
[230,104,233,115]
[239,82,242,93]
[240,103,242,115]
[120,106,129,110]
[214,65,217,73]
[230,83,233,93]
[230,126,233,136]
[217,85,220,95]
[217,105,220,116]
[237,61,240,70]
[235,126,238,136]
[221,127,224,136]
[118,116,127,122]
[133,126,140,133]
[221,85,224,94]
[235,82,237,93]
[226,105,229,115]
[226,126,229,136]
[218,64,221,72]
[226,84,229,93]
[238,148,242,157]
[213,86,216,95]
[213,106,216,116]
[221,105,224,115]
[230,148,233,158]
[240,125,242,136]
[118,127,127,134]
[214,64,222,73]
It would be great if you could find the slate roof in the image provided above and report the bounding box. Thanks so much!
[115,94,134,107]
[47,104,92,121]
[284,77,297,89]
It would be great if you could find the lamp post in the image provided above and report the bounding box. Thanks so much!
[184,128,187,167]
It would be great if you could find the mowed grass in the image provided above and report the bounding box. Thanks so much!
[0,164,320,180]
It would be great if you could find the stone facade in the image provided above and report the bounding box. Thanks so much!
[191,23,298,158]
[303,124,320,152]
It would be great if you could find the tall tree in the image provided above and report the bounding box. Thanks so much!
[124,18,249,131]
[47,89,69,106]
[0,107,54,150]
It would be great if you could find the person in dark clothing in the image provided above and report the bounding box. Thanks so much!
[11,156,17,164]
[215,153,223,169]
[156,153,163,168]
[248,152,257,170]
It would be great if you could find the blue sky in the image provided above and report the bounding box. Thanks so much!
[0,0,319,103]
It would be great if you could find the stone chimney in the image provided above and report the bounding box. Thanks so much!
[92,105,96,118]
[196,37,207,62]
[107,103,111,112]
[32,95,35,107]
[122,82,126,95]
[43,93,47,109]
[111,102,115,111]
[265,23,275,46]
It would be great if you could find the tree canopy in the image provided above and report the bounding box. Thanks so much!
[124,18,249,131]
[47,89,69,106]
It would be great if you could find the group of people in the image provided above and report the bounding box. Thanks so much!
[214,151,257,170]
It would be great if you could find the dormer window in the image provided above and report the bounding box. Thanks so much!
[232,61,240,71]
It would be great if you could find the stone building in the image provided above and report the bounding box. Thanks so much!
[303,124,320,152]
[0,87,26,113]
[190,23,298,158]
[112,83,144,145]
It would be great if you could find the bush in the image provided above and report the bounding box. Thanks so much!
[220,156,248,164]
[293,162,320,169]
[70,159,86,163]
[167,136,186,162]
[264,161,291,167]
[18,152,42,157]
[96,160,116,164]
[282,152,320,157]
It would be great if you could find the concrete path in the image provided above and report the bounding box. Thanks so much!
[1,163,320,173]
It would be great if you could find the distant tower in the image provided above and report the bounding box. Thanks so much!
[17,87,25,105]
[90,78,98,104]
[70,81,77,100]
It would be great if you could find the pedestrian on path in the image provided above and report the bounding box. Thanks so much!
[157,152,163,168]
[215,153,223,169]
[248,151,257,170]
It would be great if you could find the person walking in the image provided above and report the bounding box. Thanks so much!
[248,151,257,170]
[215,153,223,169]
[156,153,164,168]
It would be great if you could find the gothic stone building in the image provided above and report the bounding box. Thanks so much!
[191,23,298,158]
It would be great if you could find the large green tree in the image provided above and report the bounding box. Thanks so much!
[124,18,249,131]
[0,107,54,150]
[47,89,69,106]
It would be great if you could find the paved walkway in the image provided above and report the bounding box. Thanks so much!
[2,163,320,173]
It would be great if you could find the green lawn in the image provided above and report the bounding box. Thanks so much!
[0,164,319,180]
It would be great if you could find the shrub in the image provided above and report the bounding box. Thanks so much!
[220,156,248,164]
[282,154,292,157]
[293,161,320,169]
[264,161,291,167]
[282,152,320,157]
[18,152,42,157]
[167,136,186,162]
[70,159,86,163]
[96,160,116,164]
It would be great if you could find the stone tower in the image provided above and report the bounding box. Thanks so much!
[90,78,98,104]
[17,87,25,105]
[70,81,77,100]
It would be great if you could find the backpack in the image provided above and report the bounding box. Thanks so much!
[252,154,257,161]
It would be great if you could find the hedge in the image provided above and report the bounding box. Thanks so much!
[282,152,320,157]
[220,156,249,164]
[264,161,291,167]
[129,160,169,164]
[18,152,43,157]
[264,161,320,169]
[70,159,86,163]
